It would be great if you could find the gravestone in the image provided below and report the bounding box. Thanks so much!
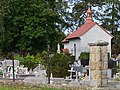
[88,40,109,87]
[33,64,45,72]
[2,59,19,78]
[23,64,47,84]
[2,59,19,71]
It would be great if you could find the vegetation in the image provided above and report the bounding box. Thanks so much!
[14,53,44,70]
[79,52,89,67]
[0,81,89,90]
[0,69,3,75]
[112,31,120,55]
[14,52,75,78]
[80,52,89,60]
[0,0,66,54]
[49,53,75,78]
[113,77,120,81]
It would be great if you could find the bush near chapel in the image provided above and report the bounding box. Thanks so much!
[80,52,89,67]
[49,53,75,78]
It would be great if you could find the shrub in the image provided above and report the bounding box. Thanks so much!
[14,53,44,70]
[49,53,75,78]
[0,69,3,75]
[80,52,89,60]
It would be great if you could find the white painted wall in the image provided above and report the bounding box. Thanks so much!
[63,24,112,59]
[80,24,112,55]
[64,43,69,50]
[64,38,81,59]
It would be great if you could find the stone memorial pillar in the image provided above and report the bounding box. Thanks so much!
[88,40,109,87]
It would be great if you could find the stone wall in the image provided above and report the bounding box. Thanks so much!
[88,41,109,87]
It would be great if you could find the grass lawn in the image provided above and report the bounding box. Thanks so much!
[0,85,64,90]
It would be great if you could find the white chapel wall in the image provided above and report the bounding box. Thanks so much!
[80,24,112,56]
[64,39,81,59]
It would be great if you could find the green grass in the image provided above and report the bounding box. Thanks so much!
[0,85,64,90]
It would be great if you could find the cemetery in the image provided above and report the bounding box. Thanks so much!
[0,1,120,90]
[0,40,120,90]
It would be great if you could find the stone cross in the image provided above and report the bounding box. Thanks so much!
[88,40,109,87]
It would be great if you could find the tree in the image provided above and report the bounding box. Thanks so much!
[0,0,10,52]
[101,0,120,55]
[1,0,65,54]
[99,0,120,34]
[112,31,120,55]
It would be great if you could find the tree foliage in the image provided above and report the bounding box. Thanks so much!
[112,31,120,55]
[99,0,120,34]
[80,52,89,60]
[1,0,65,54]
[14,53,43,70]
[0,0,10,52]
[102,0,120,55]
